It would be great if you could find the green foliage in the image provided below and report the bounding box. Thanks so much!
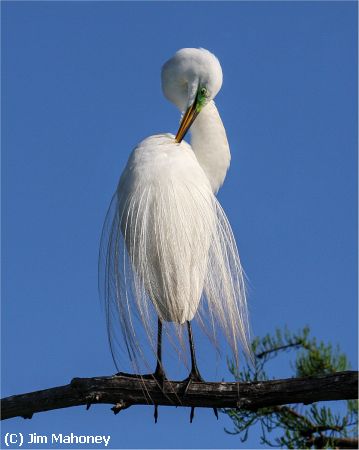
[224,327,358,449]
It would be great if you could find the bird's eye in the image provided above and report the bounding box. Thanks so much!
[200,87,208,97]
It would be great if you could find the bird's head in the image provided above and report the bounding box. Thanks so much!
[161,48,223,143]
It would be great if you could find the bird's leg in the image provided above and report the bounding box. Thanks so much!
[115,319,166,423]
[183,321,218,422]
[152,318,166,424]
[184,321,204,386]
[184,321,203,423]
[183,322,204,395]
[116,318,167,385]
[153,318,167,384]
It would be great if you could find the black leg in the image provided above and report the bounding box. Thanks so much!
[153,318,166,383]
[183,321,204,400]
[186,321,204,382]
[115,318,166,423]
[116,318,166,384]
[152,318,166,424]
[183,321,218,422]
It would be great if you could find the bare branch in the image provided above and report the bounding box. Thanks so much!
[1,371,357,421]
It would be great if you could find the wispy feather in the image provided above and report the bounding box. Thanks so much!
[99,134,252,374]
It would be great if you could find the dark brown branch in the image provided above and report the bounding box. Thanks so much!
[1,370,357,421]
[308,435,358,449]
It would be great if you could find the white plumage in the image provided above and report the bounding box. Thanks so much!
[100,48,251,374]
[119,134,214,324]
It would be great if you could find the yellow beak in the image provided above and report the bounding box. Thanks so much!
[175,102,200,143]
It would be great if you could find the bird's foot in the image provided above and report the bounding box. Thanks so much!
[182,369,218,422]
[182,367,203,423]
[115,371,143,378]
[154,404,159,423]
[153,364,167,386]
[188,405,219,423]
[152,364,168,423]
[116,367,167,424]
[182,367,204,396]
[116,364,167,386]
[140,364,167,387]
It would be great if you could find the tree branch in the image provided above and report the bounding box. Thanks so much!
[255,341,307,359]
[1,371,357,421]
[308,436,359,449]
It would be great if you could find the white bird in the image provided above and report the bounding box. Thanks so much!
[99,48,251,390]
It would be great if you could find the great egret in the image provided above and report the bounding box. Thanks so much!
[99,48,251,397]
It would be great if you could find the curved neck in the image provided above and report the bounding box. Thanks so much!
[190,101,230,194]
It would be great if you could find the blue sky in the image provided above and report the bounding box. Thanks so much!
[2,1,357,449]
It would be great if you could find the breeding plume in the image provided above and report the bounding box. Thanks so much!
[99,48,251,387]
